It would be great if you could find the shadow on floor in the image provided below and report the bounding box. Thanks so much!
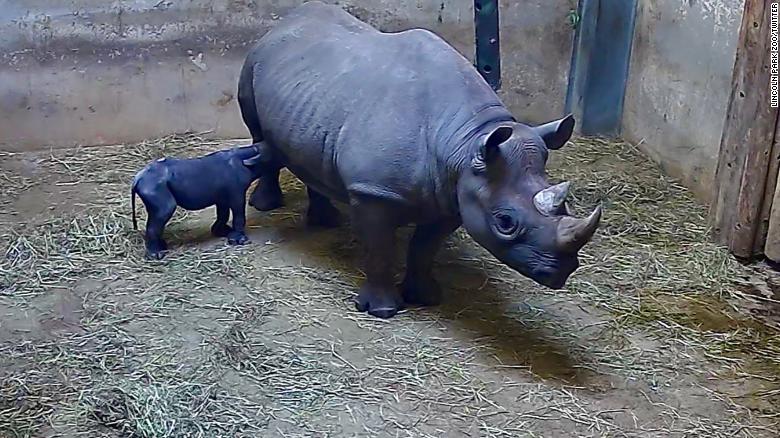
[231,185,592,385]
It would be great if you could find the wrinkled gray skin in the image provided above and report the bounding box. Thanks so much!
[131,144,271,259]
[238,2,601,318]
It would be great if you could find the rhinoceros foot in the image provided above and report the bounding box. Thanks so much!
[211,223,233,238]
[227,232,250,246]
[145,240,168,260]
[354,284,405,319]
[249,183,284,212]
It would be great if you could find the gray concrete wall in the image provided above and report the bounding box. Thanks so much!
[0,0,575,151]
[622,0,744,201]
[497,0,577,126]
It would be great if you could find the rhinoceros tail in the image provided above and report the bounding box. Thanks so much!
[237,59,265,143]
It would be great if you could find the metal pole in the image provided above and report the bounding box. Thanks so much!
[474,0,501,90]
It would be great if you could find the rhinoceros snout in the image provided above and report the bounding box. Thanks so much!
[533,272,568,290]
[521,260,578,290]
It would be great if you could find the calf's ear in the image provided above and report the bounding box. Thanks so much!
[533,114,575,150]
[242,154,264,167]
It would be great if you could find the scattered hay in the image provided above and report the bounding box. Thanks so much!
[551,137,747,296]
[2,211,136,297]
[0,152,35,210]
[80,379,268,438]
[0,134,778,437]
[545,138,780,371]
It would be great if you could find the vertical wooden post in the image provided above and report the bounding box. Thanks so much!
[710,0,780,258]
[757,120,780,257]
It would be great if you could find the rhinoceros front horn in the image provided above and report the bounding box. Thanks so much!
[534,181,571,215]
[556,204,602,252]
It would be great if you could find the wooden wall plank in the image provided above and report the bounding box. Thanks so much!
[710,0,780,258]
[757,118,780,255]
[764,163,780,262]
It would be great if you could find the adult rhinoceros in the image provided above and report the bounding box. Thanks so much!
[237,1,601,318]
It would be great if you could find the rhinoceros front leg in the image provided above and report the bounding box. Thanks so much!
[248,167,284,212]
[210,204,233,237]
[401,220,460,306]
[350,197,404,318]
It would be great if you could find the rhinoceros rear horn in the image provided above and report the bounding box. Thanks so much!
[534,181,571,215]
[556,204,602,252]
[533,114,575,150]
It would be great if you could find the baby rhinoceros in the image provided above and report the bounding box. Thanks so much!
[131,143,272,259]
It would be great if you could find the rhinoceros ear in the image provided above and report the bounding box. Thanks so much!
[533,114,575,150]
[242,153,264,167]
[242,142,270,167]
[473,125,513,172]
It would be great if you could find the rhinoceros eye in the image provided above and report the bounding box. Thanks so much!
[492,211,523,240]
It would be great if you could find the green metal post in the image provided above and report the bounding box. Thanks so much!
[474,0,501,90]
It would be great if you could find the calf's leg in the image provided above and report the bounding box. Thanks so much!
[211,204,232,237]
[138,189,176,260]
[306,187,341,228]
[401,221,460,306]
[227,195,250,245]
[350,198,404,319]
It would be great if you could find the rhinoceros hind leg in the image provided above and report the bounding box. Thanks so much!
[401,221,459,307]
[306,187,341,228]
[248,167,284,211]
[350,198,404,318]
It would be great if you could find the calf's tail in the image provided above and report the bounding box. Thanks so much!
[131,177,139,230]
